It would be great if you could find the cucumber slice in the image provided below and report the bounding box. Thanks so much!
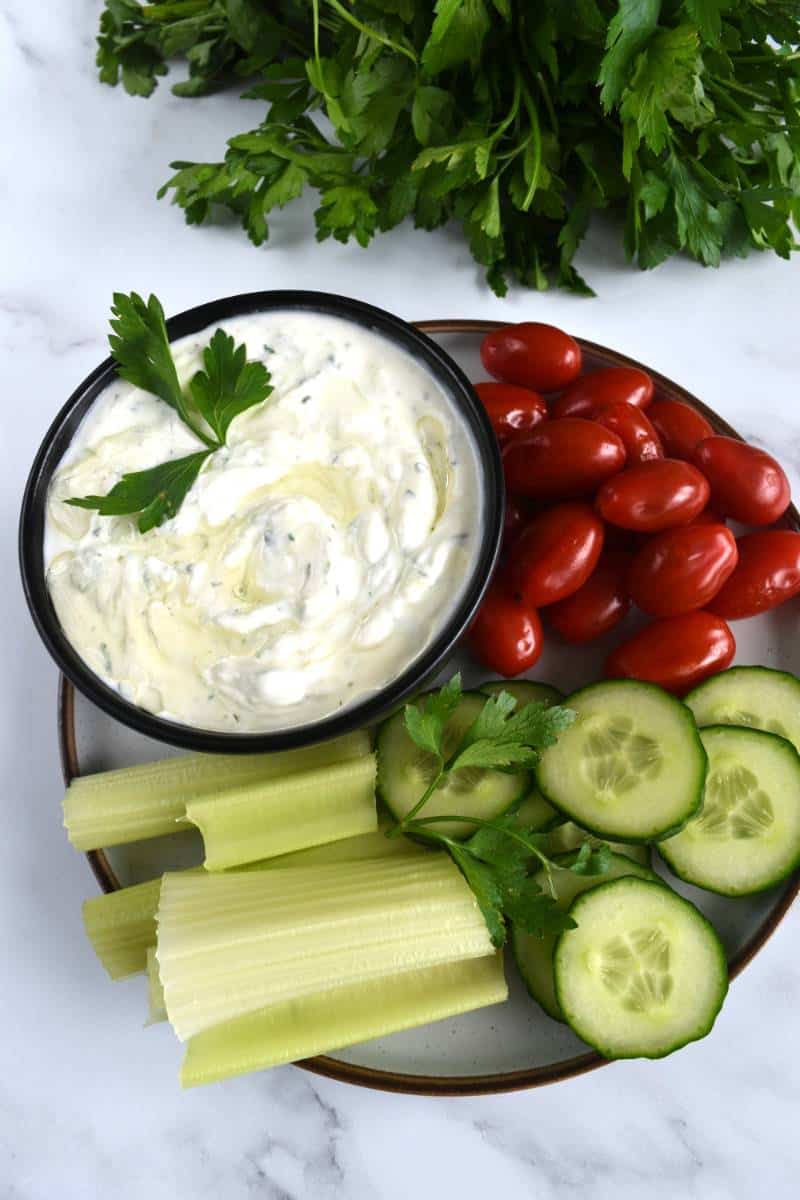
[544,821,650,868]
[512,853,657,1021]
[554,877,728,1059]
[685,666,800,753]
[377,692,529,838]
[511,787,564,834]
[479,679,564,708]
[659,725,800,895]
[536,681,706,842]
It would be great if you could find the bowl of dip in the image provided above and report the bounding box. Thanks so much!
[19,291,503,752]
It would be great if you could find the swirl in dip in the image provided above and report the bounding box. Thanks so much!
[43,312,483,732]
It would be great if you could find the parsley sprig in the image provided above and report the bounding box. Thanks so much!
[95,3,800,294]
[67,293,273,533]
[388,676,611,947]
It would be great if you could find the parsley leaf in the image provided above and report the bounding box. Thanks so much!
[189,329,273,443]
[68,291,273,532]
[403,672,462,761]
[392,681,601,945]
[66,450,213,534]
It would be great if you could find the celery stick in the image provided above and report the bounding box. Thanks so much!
[254,824,430,869]
[146,947,167,1025]
[188,755,378,871]
[64,730,371,850]
[157,856,494,1040]
[82,877,162,980]
[181,954,507,1087]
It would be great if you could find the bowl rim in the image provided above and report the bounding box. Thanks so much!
[19,291,504,754]
[59,319,800,1098]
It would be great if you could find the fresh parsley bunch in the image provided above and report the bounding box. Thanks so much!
[389,675,611,946]
[67,293,272,531]
[97,1,800,293]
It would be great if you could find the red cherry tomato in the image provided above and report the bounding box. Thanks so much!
[509,503,605,608]
[547,550,631,644]
[474,382,548,442]
[503,494,526,550]
[481,323,582,393]
[467,580,544,676]
[692,436,791,527]
[595,459,710,532]
[503,418,626,500]
[648,399,714,460]
[627,524,738,618]
[551,367,654,419]
[605,611,735,694]
[596,403,663,465]
[707,531,800,619]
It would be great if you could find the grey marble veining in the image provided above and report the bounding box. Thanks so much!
[1,1,798,1197]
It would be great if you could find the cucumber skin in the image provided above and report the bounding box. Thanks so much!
[375,690,529,836]
[553,877,729,1060]
[685,666,800,749]
[535,680,707,844]
[658,724,800,896]
[479,679,564,707]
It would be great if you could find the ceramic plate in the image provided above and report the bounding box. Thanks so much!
[59,322,800,1095]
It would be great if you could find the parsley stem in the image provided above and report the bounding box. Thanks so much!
[404,813,556,878]
[323,0,418,65]
[385,768,444,836]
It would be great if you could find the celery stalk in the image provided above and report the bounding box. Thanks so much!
[146,947,167,1025]
[181,953,507,1087]
[82,877,162,979]
[254,823,430,869]
[187,755,378,871]
[64,730,371,850]
[157,856,494,1040]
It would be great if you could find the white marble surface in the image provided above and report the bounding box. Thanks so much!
[2,2,798,1196]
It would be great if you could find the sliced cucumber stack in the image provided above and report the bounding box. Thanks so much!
[685,666,800,753]
[479,679,564,708]
[659,725,800,895]
[480,680,565,833]
[544,821,650,868]
[536,681,707,842]
[377,691,529,838]
[512,852,657,1021]
[554,877,728,1059]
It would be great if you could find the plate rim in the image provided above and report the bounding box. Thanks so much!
[58,319,800,1097]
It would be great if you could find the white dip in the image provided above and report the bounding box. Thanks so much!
[44,311,482,732]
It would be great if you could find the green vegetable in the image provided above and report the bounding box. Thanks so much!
[180,954,507,1087]
[156,854,496,1040]
[67,291,272,530]
[389,674,610,947]
[82,876,164,980]
[63,729,371,850]
[94,3,800,293]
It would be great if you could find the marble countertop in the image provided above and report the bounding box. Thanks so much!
[2,2,798,1196]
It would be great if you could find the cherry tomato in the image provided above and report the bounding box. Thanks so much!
[648,399,714,460]
[596,402,663,465]
[595,459,710,532]
[481,323,582,393]
[509,503,605,608]
[707,531,800,619]
[503,494,526,550]
[474,382,548,442]
[627,524,738,618]
[605,611,735,694]
[551,367,654,419]
[467,580,544,676]
[503,418,626,500]
[693,436,791,526]
[547,550,631,644]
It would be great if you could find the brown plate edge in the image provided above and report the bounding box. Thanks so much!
[57,319,800,1097]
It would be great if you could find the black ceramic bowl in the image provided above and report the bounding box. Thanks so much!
[19,291,504,754]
